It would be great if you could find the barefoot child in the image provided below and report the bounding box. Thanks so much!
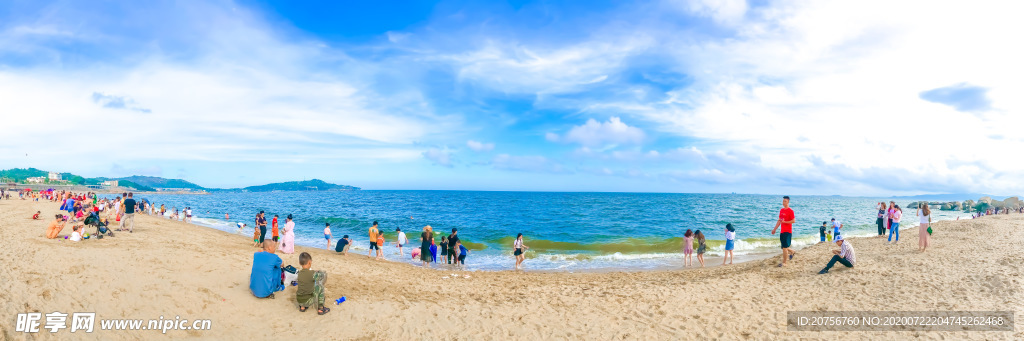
[682,229,694,267]
[723,223,736,265]
[271,215,280,248]
[395,227,407,256]
[32,211,41,220]
[69,225,83,242]
[324,223,332,250]
[694,230,706,267]
[251,224,261,247]
[457,240,469,266]
[296,252,330,315]
[375,231,385,260]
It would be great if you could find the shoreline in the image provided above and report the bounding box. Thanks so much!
[3,198,1021,340]
[178,209,937,273]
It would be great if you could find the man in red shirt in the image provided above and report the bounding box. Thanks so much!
[771,196,797,267]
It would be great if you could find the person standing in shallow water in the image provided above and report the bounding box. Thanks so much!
[771,196,796,267]
[694,230,706,267]
[513,233,529,270]
[420,226,433,268]
[876,202,887,237]
[682,229,694,267]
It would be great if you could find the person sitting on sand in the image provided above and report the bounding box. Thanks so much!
[296,252,330,315]
[335,235,350,255]
[69,225,83,242]
[250,240,284,299]
[32,211,41,220]
[46,214,67,239]
[818,236,856,274]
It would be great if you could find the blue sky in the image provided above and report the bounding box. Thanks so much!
[1,0,1023,195]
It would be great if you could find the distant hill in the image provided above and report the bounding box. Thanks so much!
[2,168,358,192]
[227,179,360,192]
[890,193,1012,201]
[103,176,207,190]
[117,180,157,192]
[0,168,48,181]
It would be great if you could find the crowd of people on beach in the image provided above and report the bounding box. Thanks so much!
[675,196,958,273]
[245,219,486,315]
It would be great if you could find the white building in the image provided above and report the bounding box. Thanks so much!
[48,172,61,181]
[27,177,45,184]
[102,180,119,187]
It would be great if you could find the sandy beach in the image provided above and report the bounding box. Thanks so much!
[1,198,1021,340]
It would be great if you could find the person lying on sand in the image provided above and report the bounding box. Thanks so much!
[296,252,330,315]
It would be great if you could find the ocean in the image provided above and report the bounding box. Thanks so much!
[123,191,965,271]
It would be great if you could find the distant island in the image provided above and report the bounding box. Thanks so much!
[220,179,359,192]
[0,168,359,193]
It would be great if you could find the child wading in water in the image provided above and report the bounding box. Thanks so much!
[694,230,706,267]
[682,229,694,267]
[324,223,332,250]
[723,223,736,265]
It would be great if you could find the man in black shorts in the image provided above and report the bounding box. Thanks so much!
[368,221,379,258]
[771,196,796,267]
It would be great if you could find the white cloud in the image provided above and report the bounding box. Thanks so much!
[491,154,566,173]
[447,37,653,95]
[549,117,646,148]
[674,0,748,25]
[0,2,453,171]
[466,140,495,152]
[422,148,454,168]
[526,0,1024,194]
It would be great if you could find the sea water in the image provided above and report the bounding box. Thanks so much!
[131,191,964,271]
